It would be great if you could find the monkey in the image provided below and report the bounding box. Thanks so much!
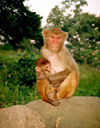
[35,57,60,106]
[40,28,79,100]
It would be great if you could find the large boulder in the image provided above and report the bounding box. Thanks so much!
[0,105,45,128]
[26,96,100,128]
[0,96,100,128]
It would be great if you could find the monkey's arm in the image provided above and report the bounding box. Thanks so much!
[35,71,45,80]
[48,69,71,87]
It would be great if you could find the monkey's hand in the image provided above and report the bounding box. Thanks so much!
[48,69,71,86]
[54,86,60,92]
[36,71,45,80]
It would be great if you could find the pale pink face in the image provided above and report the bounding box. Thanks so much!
[49,34,62,50]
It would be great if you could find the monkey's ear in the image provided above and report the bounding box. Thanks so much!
[35,66,41,72]
[64,32,68,40]
[43,29,47,37]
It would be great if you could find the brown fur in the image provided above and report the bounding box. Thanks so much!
[41,28,79,99]
[35,57,60,106]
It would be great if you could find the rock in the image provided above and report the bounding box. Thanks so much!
[0,97,100,128]
[26,96,100,128]
[0,105,45,128]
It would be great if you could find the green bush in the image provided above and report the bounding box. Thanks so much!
[4,52,37,88]
[19,38,40,55]
[0,44,13,51]
[0,51,41,108]
[0,81,40,108]
[67,44,100,68]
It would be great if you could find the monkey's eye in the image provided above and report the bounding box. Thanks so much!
[50,35,55,39]
[46,65,49,69]
[45,69,48,72]
[57,36,62,40]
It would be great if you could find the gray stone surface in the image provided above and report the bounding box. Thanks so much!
[0,97,100,128]
[0,105,45,128]
[26,96,100,128]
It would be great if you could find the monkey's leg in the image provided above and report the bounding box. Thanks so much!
[65,87,75,99]
[47,91,58,101]
[45,84,58,101]
[43,96,60,106]
[45,86,60,105]
[57,71,78,99]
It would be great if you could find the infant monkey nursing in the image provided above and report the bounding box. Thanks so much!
[35,57,60,106]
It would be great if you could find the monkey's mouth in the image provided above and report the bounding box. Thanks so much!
[51,46,58,50]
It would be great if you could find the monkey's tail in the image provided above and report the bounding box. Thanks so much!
[43,97,60,106]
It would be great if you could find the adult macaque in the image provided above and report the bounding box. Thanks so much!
[41,28,79,99]
[35,57,60,106]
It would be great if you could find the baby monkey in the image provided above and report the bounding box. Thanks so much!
[35,57,59,106]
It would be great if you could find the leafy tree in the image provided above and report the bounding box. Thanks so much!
[0,0,43,49]
[62,13,100,66]
[44,0,100,67]
[44,0,87,29]
[45,5,65,29]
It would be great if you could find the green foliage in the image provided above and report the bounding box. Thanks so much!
[74,64,100,97]
[0,49,21,65]
[61,0,88,14]
[19,38,40,55]
[0,82,40,108]
[44,0,88,29]
[4,52,37,88]
[0,49,100,108]
[0,49,41,108]
[0,0,43,49]
[19,37,33,51]
[67,44,100,68]
[63,13,100,51]
[62,1,100,68]
[0,44,13,51]
[45,5,65,29]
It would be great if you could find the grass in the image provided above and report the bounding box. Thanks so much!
[0,48,41,108]
[0,48,100,108]
[0,49,23,65]
[74,64,100,97]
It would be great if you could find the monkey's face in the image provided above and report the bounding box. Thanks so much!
[43,28,68,52]
[40,63,51,75]
[45,63,51,74]
[49,34,62,51]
